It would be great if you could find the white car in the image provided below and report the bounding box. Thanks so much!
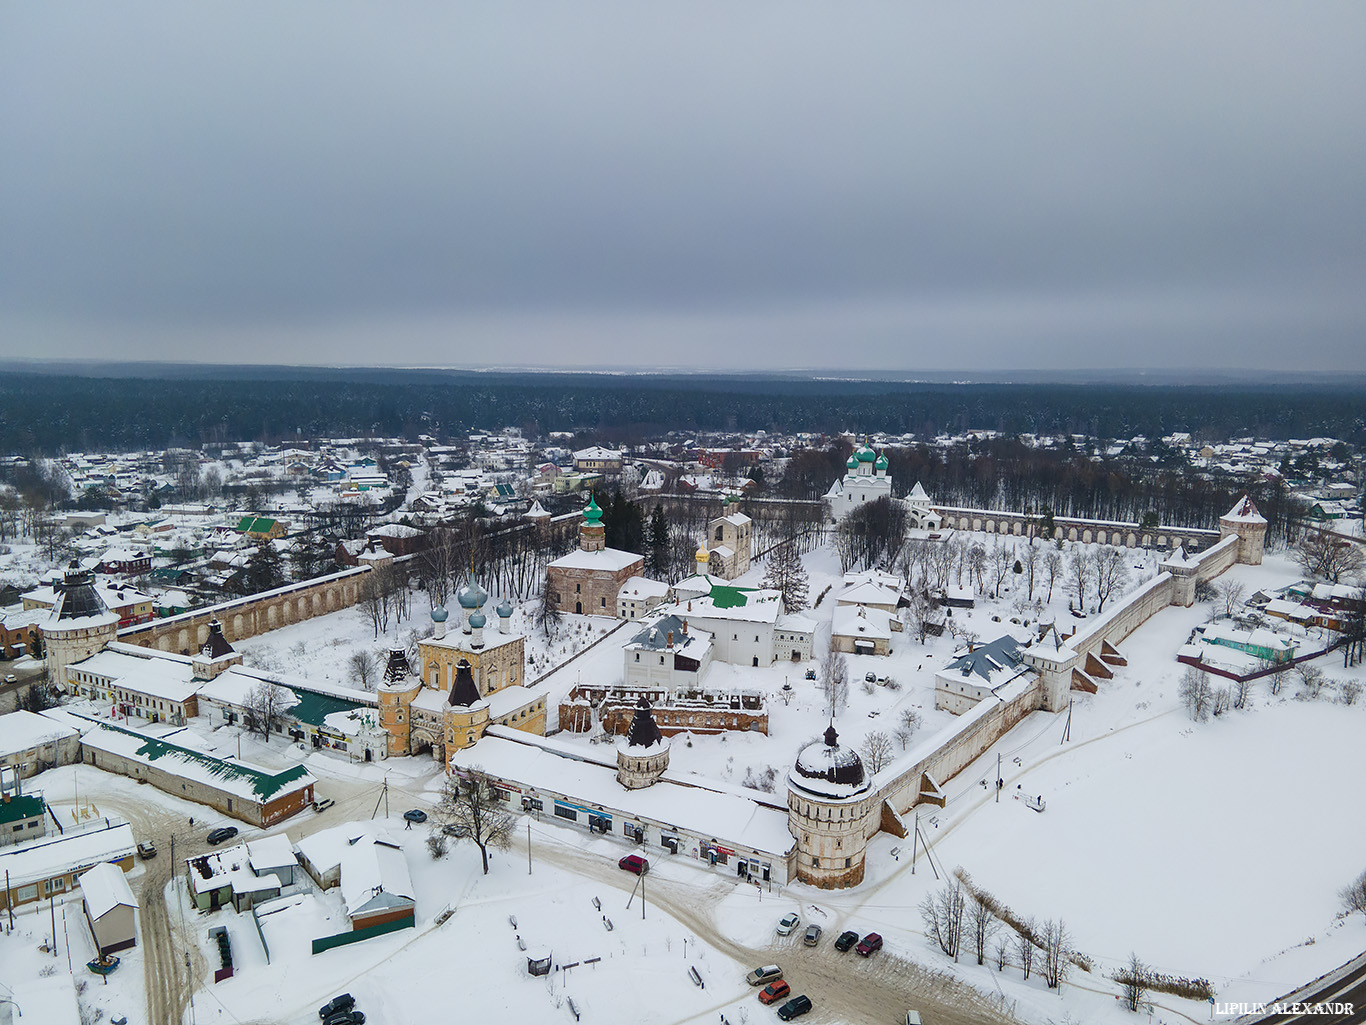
[776,912,801,936]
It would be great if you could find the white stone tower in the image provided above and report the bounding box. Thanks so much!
[786,723,876,888]
[44,563,120,690]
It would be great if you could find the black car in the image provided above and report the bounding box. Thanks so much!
[403,809,427,823]
[776,995,813,1021]
[833,930,859,952]
[206,826,239,846]
[318,994,355,1020]
[322,1013,364,1025]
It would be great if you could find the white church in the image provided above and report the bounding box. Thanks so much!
[823,443,941,530]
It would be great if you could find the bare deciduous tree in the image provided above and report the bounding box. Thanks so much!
[1022,541,1040,601]
[349,650,378,690]
[919,880,965,961]
[1043,548,1063,604]
[1091,546,1131,612]
[1015,921,1036,980]
[1342,679,1362,706]
[435,768,515,875]
[1341,868,1366,921]
[819,649,849,716]
[994,936,1010,972]
[1213,578,1247,619]
[967,894,1001,966]
[1116,952,1152,1013]
[1295,530,1365,584]
[859,730,894,773]
[894,708,922,750]
[534,574,563,640]
[1211,685,1231,716]
[1179,666,1212,721]
[243,682,294,740]
[1295,663,1326,701]
[1040,918,1071,989]
[1066,546,1090,611]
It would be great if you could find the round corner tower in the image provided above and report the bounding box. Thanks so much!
[787,724,875,888]
[44,563,120,690]
[616,697,670,789]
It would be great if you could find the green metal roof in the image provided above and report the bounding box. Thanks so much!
[237,516,278,534]
[707,585,754,609]
[288,688,366,728]
[97,719,311,802]
[0,793,45,826]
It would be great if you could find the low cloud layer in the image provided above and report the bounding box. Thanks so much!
[2,2,1363,372]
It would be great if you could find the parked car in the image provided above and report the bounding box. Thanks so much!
[776,912,801,936]
[855,932,883,956]
[758,980,791,1005]
[745,964,783,986]
[865,671,878,683]
[617,854,649,875]
[312,798,335,813]
[905,1012,923,1025]
[804,667,816,680]
[402,809,427,823]
[136,841,157,859]
[803,924,822,947]
[206,826,238,846]
[833,930,859,952]
[318,994,355,1019]
[776,995,813,1021]
[322,1013,365,1025]
[3,674,15,683]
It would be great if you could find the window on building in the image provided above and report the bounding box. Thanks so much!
[575,583,581,593]
[553,804,577,821]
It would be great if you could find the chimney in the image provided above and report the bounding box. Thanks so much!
[667,631,673,649]
[682,620,688,636]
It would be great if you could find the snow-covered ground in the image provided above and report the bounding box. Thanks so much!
[4,534,1364,1025]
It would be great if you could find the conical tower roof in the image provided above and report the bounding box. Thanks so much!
[383,646,411,685]
[624,696,663,749]
[52,561,110,621]
[200,619,235,659]
[448,658,482,707]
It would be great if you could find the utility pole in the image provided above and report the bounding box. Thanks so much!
[910,810,919,874]
[49,890,57,957]
[995,753,1002,803]
[527,822,532,875]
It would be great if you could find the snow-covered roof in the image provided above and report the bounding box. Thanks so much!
[831,603,893,641]
[619,576,670,600]
[79,860,138,919]
[573,446,623,461]
[340,836,415,917]
[0,709,80,756]
[836,580,902,607]
[790,725,869,800]
[10,976,81,1025]
[1221,495,1266,524]
[46,709,315,804]
[774,612,816,634]
[0,821,135,890]
[547,547,643,572]
[73,646,204,703]
[451,731,794,860]
[247,833,299,873]
[187,842,282,897]
[667,583,784,625]
[722,513,751,527]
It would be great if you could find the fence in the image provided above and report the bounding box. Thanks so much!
[311,913,414,955]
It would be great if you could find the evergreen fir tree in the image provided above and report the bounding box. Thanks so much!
[647,505,670,578]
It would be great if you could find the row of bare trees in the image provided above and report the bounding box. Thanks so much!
[919,879,1072,988]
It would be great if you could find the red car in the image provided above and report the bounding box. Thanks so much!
[758,981,791,1005]
[855,932,883,956]
[618,854,649,875]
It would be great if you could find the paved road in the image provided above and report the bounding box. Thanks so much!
[0,661,48,713]
[1240,951,1366,1025]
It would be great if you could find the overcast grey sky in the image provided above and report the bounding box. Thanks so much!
[2,2,1363,373]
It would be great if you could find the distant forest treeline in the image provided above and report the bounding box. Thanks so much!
[0,369,1364,454]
